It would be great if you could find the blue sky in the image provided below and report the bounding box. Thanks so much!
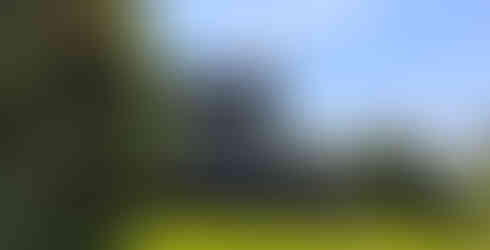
[147,0,490,147]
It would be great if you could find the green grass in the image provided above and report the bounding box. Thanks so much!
[109,203,490,250]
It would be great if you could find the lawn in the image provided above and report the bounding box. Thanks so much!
[108,202,489,250]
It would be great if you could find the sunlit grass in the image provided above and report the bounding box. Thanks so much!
[107,202,489,250]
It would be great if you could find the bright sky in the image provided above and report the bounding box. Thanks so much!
[146,0,490,150]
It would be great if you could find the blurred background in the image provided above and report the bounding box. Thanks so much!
[2,0,490,249]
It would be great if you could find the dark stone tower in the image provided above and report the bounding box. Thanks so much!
[190,57,282,193]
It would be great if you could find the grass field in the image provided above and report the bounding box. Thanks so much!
[108,202,490,250]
